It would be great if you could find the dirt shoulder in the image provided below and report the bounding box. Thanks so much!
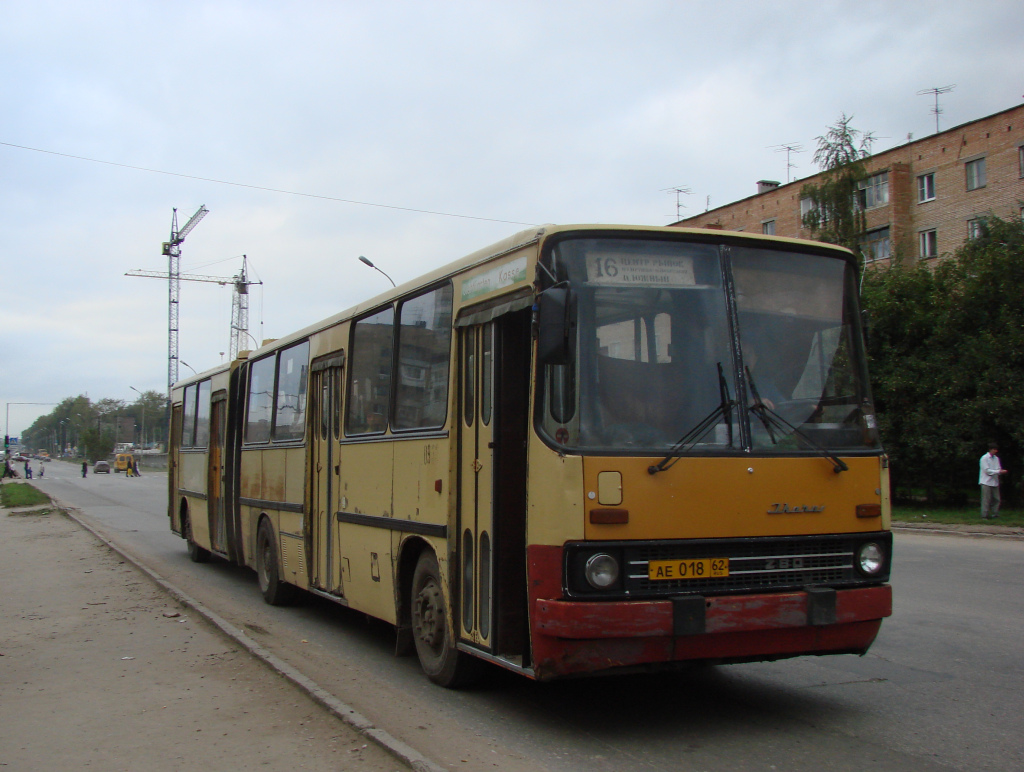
[0,503,406,772]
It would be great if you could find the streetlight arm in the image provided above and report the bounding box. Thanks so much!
[358,256,396,287]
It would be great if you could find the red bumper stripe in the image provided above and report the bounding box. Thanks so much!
[534,585,892,640]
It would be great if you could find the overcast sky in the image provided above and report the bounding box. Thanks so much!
[2,0,1022,438]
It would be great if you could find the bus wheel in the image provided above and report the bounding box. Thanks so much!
[411,551,481,688]
[256,520,296,606]
[184,514,210,563]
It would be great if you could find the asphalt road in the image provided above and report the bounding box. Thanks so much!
[35,461,1024,771]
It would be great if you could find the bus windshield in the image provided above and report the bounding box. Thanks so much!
[538,236,879,455]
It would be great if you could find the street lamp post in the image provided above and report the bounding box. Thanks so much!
[130,387,146,453]
[358,256,396,288]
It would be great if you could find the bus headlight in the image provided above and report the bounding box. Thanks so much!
[856,542,885,577]
[584,553,620,589]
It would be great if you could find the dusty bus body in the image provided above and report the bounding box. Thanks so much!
[170,224,891,685]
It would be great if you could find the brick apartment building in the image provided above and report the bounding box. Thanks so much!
[673,103,1024,265]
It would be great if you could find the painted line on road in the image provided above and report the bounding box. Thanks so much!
[56,501,448,772]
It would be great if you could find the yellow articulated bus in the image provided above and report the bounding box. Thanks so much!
[169,224,892,686]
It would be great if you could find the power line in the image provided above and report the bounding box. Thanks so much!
[0,140,538,227]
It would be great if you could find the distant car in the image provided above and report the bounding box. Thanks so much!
[94,460,111,473]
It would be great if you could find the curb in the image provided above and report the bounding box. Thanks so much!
[50,501,448,772]
[892,523,1024,541]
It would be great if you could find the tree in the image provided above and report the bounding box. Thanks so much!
[800,113,874,255]
[862,215,1024,504]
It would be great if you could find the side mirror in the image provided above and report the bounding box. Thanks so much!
[537,287,576,365]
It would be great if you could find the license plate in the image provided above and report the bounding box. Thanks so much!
[648,557,729,580]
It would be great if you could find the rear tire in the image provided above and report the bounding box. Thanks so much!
[411,551,482,688]
[184,514,211,563]
[256,520,296,606]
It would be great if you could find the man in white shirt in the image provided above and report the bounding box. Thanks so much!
[979,444,1007,519]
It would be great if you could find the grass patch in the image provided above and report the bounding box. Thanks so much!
[0,482,51,508]
[893,505,1024,527]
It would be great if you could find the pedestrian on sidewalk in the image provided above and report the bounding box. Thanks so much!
[979,443,1007,519]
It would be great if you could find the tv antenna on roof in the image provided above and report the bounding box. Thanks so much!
[917,85,956,134]
[662,185,692,221]
[769,143,804,183]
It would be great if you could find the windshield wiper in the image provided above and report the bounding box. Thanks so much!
[649,363,734,475]
[748,402,849,474]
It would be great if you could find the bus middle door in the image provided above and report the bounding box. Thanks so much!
[309,358,345,596]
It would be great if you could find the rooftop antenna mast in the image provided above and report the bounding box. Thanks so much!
[160,205,208,393]
[917,85,956,134]
[662,185,692,221]
[769,142,804,183]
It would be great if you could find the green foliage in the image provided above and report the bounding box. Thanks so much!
[80,427,115,463]
[21,392,168,454]
[800,113,873,254]
[862,215,1024,503]
[0,482,51,508]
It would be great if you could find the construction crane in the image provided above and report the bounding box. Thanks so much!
[147,205,209,394]
[126,255,262,369]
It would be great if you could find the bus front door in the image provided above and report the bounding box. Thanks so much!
[459,324,495,649]
[458,312,530,659]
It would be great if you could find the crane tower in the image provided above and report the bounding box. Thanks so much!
[161,205,208,393]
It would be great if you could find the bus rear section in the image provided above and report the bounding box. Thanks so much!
[520,229,891,679]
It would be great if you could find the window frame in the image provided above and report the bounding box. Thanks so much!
[917,172,936,203]
[391,281,454,433]
[345,305,396,437]
[918,229,938,259]
[965,156,987,191]
[860,226,892,264]
[857,171,890,210]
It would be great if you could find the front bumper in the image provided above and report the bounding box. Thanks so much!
[528,544,892,680]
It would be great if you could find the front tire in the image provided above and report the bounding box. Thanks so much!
[256,520,296,606]
[410,551,482,687]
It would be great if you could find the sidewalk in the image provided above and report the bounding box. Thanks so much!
[0,501,406,772]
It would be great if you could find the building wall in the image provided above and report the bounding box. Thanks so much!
[674,104,1024,265]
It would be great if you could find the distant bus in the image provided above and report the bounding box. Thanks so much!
[169,224,892,686]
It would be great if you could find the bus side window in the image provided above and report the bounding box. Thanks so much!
[346,307,395,435]
[273,341,310,442]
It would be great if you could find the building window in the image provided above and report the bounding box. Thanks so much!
[860,227,891,263]
[966,157,986,190]
[857,171,889,210]
[919,229,938,259]
[761,220,776,236]
[1019,145,1024,178]
[967,219,983,240]
[917,172,936,203]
